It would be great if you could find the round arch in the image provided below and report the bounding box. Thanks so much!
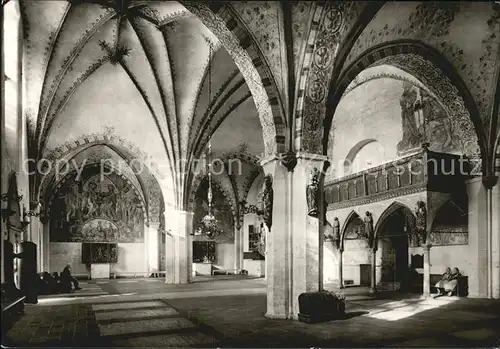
[324,40,488,173]
[343,138,379,175]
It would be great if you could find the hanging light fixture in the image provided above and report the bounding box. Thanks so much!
[195,37,219,239]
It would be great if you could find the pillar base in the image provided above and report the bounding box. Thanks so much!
[369,287,377,294]
[265,312,294,320]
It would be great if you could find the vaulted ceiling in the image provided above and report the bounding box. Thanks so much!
[8,0,500,212]
[20,0,261,178]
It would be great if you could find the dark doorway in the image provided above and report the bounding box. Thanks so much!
[379,210,409,283]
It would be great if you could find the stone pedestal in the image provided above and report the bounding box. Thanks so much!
[262,153,329,319]
[165,211,193,284]
[243,259,265,277]
[91,264,110,279]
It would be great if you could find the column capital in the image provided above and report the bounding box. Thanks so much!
[482,175,498,190]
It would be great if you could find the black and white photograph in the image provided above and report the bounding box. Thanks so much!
[1,1,500,347]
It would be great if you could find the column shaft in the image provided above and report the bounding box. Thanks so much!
[369,249,377,293]
[165,211,192,284]
[338,250,344,288]
[423,245,431,297]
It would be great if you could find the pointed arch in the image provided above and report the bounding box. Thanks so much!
[340,209,361,250]
[180,2,286,156]
[374,201,415,239]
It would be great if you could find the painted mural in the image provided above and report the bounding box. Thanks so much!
[397,82,459,155]
[50,166,144,243]
[193,178,234,244]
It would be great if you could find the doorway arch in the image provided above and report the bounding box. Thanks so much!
[375,202,415,286]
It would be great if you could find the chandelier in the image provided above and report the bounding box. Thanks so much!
[195,37,219,239]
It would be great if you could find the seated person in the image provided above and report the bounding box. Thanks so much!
[435,267,460,296]
[60,265,82,292]
[39,272,58,295]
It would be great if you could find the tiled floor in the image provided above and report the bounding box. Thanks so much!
[3,277,500,347]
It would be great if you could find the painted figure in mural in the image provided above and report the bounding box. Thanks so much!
[420,91,456,152]
[307,167,320,217]
[260,176,273,231]
[82,182,99,218]
[364,211,375,249]
[100,184,117,219]
[415,201,427,245]
[397,83,421,154]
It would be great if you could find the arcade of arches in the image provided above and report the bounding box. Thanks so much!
[2,0,500,328]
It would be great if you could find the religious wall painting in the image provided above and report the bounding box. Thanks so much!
[429,198,468,246]
[50,166,144,243]
[397,82,460,155]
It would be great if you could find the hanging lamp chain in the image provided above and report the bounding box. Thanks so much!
[207,39,213,216]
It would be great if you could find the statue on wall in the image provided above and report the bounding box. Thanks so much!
[415,200,427,246]
[363,211,375,250]
[307,167,320,217]
[260,175,273,231]
[333,217,340,249]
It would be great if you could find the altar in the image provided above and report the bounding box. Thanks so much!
[193,263,213,276]
[90,263,110,279]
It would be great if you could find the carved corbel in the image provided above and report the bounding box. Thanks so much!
[280,152,297,172]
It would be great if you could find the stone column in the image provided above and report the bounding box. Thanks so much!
[338,248,344,289]
[165,210,193,284]
[234,223,243,272]
[261,153,329,319]
[147,222,160,276]
[466,177,488,297]
[422,244,431,298]
[369,248,377,294]
[492,182,500,299]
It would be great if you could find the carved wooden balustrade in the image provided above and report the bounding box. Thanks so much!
[325,146,470,210]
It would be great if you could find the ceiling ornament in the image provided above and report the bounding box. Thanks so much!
[98,40,130,65]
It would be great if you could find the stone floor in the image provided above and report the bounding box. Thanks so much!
[3,277,500,347]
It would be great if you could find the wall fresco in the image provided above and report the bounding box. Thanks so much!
[397,82,460,155]
[50,166,144,243]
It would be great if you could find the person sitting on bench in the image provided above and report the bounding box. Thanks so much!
[60,265,82,292]
[40,272,58,295]
[435,267,460,296]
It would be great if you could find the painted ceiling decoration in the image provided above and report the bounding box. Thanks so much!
[14,0,500,209]
[20,0,281,210]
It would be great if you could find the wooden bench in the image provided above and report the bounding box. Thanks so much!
[1,283,26,333]
[430,274,468,296]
